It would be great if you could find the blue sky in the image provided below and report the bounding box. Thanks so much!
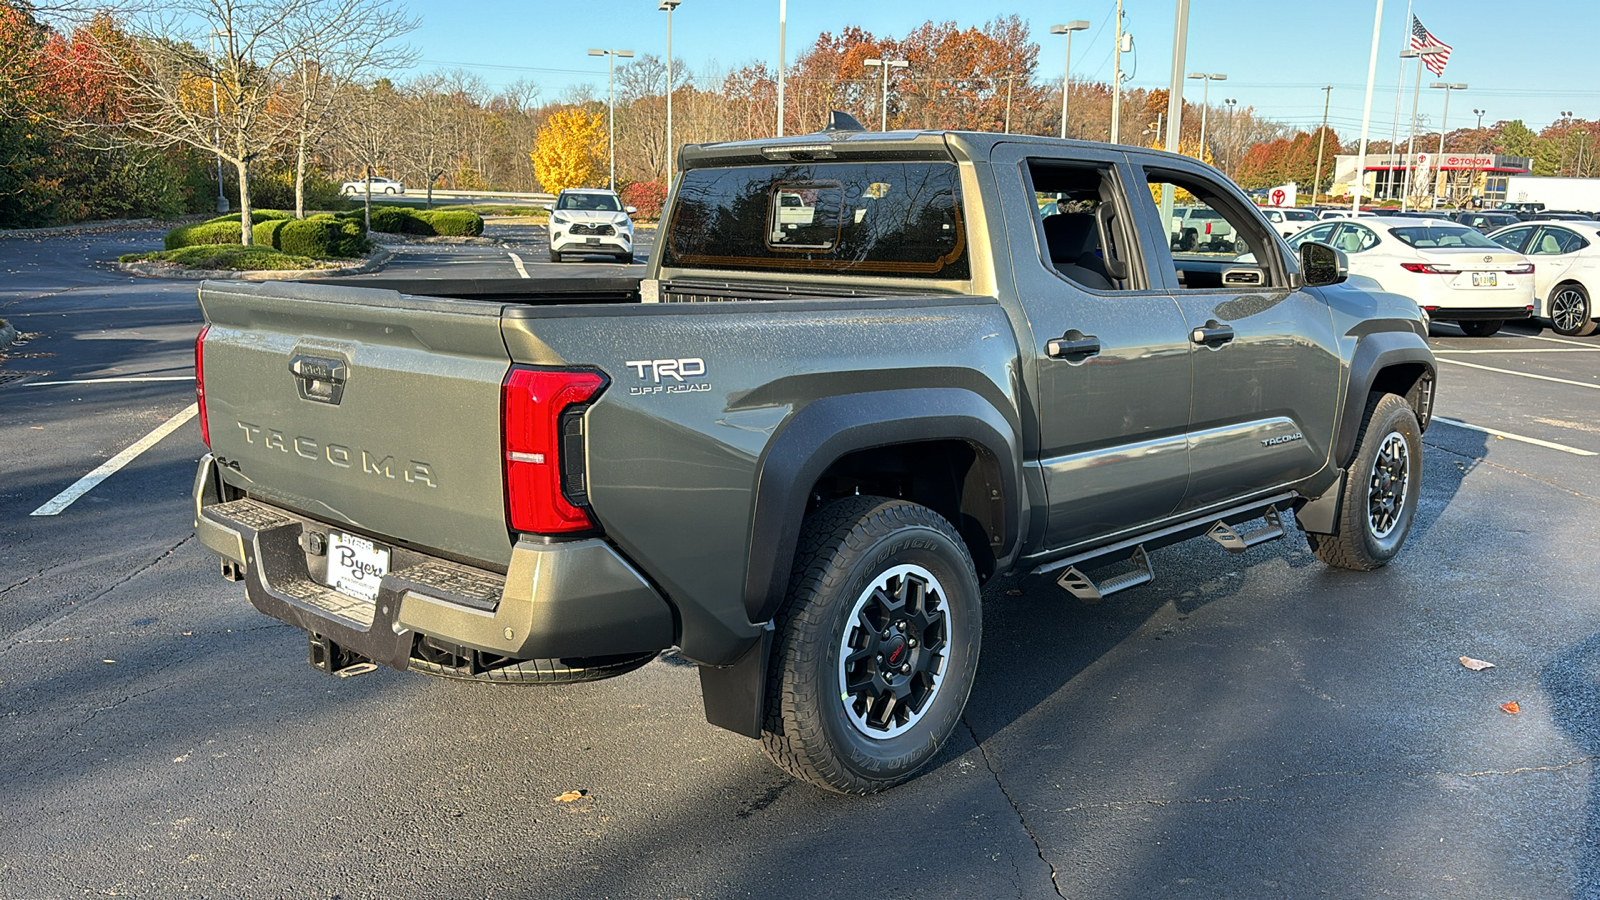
[408,0,1597,135]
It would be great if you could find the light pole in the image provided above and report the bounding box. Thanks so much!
[588,47,634,190]
[1351,0,1385,214]
[776,0,786,136]
[1186,72,1226,161]
[1050,21,1089,140]
[862,57,908,132]
[1313,86,1331,206]
[208,29,231,213]
[1430,81,1467,208]
[659,1,680,189]
[1561,110,1575,176]
[1003,74,1014,133]
[1224,98,1237,175]
[1473,108,1485,130]
[1400,45,1447,212]
[1110,0,1126,143]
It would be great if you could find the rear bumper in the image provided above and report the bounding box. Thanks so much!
[1420,306,1533,322]
[192,455,675,669]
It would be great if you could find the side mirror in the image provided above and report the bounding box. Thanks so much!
[1300,240,1348,287]
[625,206,638,215]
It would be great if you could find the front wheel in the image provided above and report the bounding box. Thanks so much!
[1459,319,1503,337]
[1550,283,1598,337]
[548,250,561,263]
[762,496,981,794]
[1305,393,1422,571]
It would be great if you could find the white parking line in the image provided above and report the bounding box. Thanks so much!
[30,403,198,516]
[1437,357,1600,390]
[1432,416,1597,457]
[1434,348,1600,354]
[1527,333,1599,348]
[507,252,529,278]
[29,375,193,385]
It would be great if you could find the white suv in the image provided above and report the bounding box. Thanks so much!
[548,189,637,264]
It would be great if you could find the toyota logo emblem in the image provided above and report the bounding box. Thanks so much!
[1483,255,1493,262]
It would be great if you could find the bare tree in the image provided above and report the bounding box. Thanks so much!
[337,78,402,230]
[394,73,465,206]
[279,0,416,217]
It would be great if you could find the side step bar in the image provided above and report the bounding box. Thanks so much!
[1206,506,1285,553]
[1056,546,1154,602]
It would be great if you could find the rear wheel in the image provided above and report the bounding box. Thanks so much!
[1550,283,1598,337]
[761,496,981,794]
[409,650,655,685]
[1306,393,1422,571]
[1459,319,1503,337]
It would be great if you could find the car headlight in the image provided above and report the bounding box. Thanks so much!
[551,213,568,225]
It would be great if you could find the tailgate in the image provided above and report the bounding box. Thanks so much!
[198,281,514,567]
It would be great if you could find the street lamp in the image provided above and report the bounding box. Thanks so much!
[588,47,635,190]
[1049,21,1089,140]
[208,29,232,213]
[776,0,786,136]
[1224,98,1237,175]
[1429,81,1467,208]
[1473,108,1486,130]
[659,1,680,190]
[1186,72,1226,162]
[1561,111,1576,175]
[1400,45,1447,212]
[862,57,908,132]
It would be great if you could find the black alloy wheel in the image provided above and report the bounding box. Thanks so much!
[1550,284,1598,337]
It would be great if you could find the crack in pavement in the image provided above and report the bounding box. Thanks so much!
[1425,439,1600,503]
[2,534,195,655]
[963,717,1067,900]
[0,540,182,599]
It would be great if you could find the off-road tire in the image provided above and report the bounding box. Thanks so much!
[1306,393,1422,571]
[548,250,561,263]
[761,496,981,794]
[1549,283,1598,337]
[408,651,655,685]
[1459,319,1503,337]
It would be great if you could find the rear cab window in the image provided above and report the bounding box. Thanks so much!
[660,162,968,279]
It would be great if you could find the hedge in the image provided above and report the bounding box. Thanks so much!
[165,220,244,250]
[366,206,485,237]
[252,218,289,247]
[276,214,368,259]
[204,209,292,226]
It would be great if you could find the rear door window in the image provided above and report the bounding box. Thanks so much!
[1491,226,1535,253]
[661,161,968,279]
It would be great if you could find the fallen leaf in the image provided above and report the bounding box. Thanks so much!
[1500,701,1520,715]
[1005,589,1023,596]
[553,790,586,802]
[102,659,116,664]
[1460,656,1495,671]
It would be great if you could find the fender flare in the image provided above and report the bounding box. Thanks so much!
[1335,331,1436,469]
[742,387,1022,627]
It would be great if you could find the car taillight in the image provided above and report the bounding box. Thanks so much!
[1400,263,1461,274]
[502,367,606,535]
[195,325,210,448]
[1506,263,1534,275]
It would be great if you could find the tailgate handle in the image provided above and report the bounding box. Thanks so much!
[290,355,348,405]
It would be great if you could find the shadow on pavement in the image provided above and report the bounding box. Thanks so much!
[1543,633,1600,900]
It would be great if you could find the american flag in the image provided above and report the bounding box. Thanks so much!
[1410,15,1452,76]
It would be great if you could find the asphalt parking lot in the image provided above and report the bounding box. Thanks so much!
[1,220,1597,899]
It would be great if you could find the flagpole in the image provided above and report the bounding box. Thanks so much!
[1352,0,1385,213]
[1388,0,1412,201]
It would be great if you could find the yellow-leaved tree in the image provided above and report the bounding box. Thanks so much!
[532,109,606,193]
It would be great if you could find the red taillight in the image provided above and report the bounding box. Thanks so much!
[502,367,605,535]
[195,325,210,447]
[1400,263,1460,274]
[1507,263,1534,275]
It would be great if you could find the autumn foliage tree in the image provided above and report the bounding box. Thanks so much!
[531,108,605,193]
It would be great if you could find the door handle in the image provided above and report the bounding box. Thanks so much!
[1190,320,1235,347]
[1047,330,1101,361]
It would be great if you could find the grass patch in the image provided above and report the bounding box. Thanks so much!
[121,246,333,271]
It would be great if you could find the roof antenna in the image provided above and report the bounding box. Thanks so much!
[824,110,866,133]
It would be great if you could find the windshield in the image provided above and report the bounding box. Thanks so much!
[1388,225,1502,249]
[661,161,969,279]
[558,193,621,212]
[1284,210,1316,221]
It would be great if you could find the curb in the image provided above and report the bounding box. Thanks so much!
[0,217,200,239]
[117,246,393,281]
[0,318,16,352]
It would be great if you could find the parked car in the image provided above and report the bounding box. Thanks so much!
[1169,206,1237,252]
[1259,206,1320,238]
[548,188,637,264]
[1284,216,1534,336]
[1496,201,1546,219]
[1453,210,1522,234]
[191,127,1434,794]
[1488,219,1600,336]
[341,176,404,195]
[1317,208,1378,220]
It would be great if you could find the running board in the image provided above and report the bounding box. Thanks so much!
[1206,507,1286,554]
[1056,545,1153,602]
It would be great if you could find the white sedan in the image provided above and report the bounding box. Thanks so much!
[1286,216,1534,336]
[341,176,404,195]
[1487,219,1600,336]
[1259,206,1319,238]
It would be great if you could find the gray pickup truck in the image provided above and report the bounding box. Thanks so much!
[192,121,1436,794]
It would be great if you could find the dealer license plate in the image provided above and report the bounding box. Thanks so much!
[1471,272,1497,287]
[328,532,389,603]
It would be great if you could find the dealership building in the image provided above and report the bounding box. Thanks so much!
[1331,152,1532,206]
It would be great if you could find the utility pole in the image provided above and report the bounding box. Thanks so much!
[1110,0,1125,144]
[776,0,786,136]
[1313,86,1332,206]
[1351,0,1385,213]
[1004,74,1014,133]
